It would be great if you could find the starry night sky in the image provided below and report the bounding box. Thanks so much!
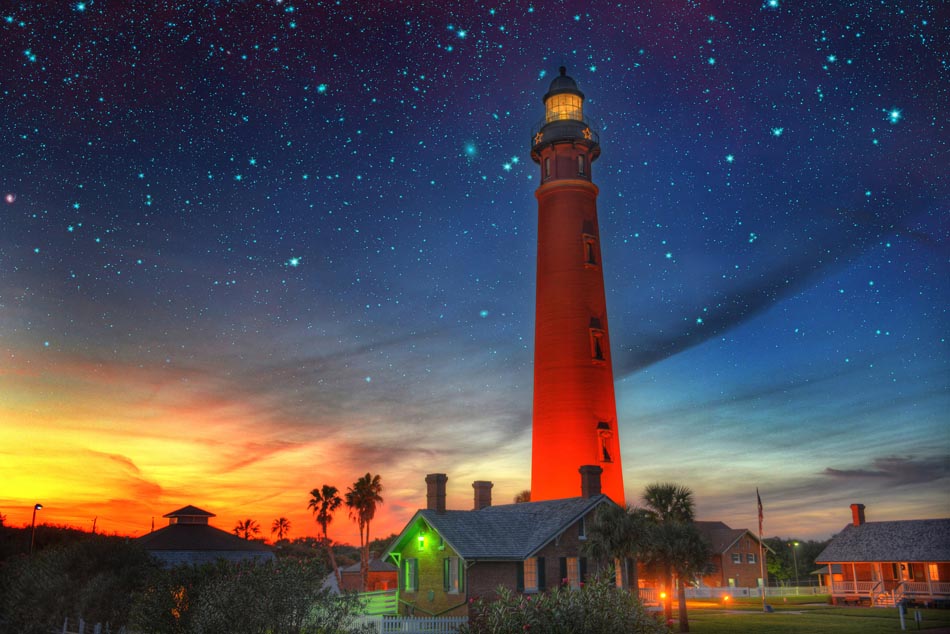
[2,1,947,543]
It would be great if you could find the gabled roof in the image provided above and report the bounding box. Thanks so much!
[138,523,272,553]
[163,505,216,518]
[385,495,612,562]
[695,521,774,554]
[341,558,398,573]
[816,519,950,564]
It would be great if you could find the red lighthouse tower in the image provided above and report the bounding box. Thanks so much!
[529,68,625,505]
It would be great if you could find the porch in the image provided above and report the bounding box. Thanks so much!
[828,561,950,607]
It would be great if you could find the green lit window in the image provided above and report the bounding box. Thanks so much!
[405,558,419,592]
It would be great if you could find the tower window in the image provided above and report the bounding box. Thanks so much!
[578,155,585,175]
[583,234,598,267]
[544,157,551,178]
[597,422,613,463]
[589,328,606,363]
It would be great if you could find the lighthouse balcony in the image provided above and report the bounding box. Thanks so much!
[531,115,600,148]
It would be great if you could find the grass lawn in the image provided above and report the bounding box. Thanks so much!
[680,601,950,633]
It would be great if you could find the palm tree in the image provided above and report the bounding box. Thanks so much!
[345,473,384,591]
[641,482,700,632]
[583,502,650,590]
[233,518,260,540]
[308,484,343,586]
[271,516,291,542]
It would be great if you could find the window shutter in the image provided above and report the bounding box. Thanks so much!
[458,558,465,593]
[402,560,408,590]
[537,557,546,591]
[516,562,524,592]
[413,560,420,591]
[559,558,567,586]
[443,558,450,592]
[580,557,588,583]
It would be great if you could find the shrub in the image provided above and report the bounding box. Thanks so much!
[459,574,669,634]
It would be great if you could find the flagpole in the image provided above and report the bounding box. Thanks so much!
[757,488,768,612]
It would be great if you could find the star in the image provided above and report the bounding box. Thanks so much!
[582,128,592,140]
[534,132,544,145]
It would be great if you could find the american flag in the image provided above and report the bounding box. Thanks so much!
[756,488,764,536]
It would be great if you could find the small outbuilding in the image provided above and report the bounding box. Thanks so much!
[816,504,950,606]
[138,505,275,567]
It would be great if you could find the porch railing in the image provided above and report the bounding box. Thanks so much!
[832,580,879,594]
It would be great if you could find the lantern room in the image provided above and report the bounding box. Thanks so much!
[543,67,584,122]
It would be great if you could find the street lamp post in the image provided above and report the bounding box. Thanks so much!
[30,503,43,555]
[790,541,800,592]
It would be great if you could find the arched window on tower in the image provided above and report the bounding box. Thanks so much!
[544,157,551,179]
[589,328,606,363]
[583,234,598,267]
[578,155,586,176]
[596,422,613,463]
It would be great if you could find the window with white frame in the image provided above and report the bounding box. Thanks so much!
[731,553,741,564]
[747,553,756,564]
[444,557,463,593]
[405,558,418,592]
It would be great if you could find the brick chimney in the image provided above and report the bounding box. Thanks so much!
[473,481,493,510]
[850,503,866,527]
[426,473,448,513]
[579,465,603,498]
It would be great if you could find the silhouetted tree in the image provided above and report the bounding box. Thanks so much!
[513,490,531,504]
[271,517,291,542]
[308,484,344,586]
[232,519,260,540]
[584,502,650,590]
[641,482,704,632]
[345,473,383,591]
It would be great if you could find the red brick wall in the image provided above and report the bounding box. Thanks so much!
[713,535,766,587]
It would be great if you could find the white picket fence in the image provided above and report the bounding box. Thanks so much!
[356,615,468,633]
[59,618,125,634]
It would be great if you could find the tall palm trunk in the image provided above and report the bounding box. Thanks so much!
[325,536,342,588]
[677,575,690,632]
[664,563,674,623]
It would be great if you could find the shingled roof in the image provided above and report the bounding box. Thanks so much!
[695,521,774,554]
[138,516,275,567]
[816,519,950,563]
[385,495,612,562]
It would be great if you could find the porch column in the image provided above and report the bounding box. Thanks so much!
[852,563,858,594]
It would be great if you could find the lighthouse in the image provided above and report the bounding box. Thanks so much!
[529,67,625,505]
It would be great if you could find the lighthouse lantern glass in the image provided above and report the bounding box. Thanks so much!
[545,93,582,122]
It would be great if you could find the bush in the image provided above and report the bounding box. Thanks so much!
[459,574,669,634]
[130,558,373,634]
[0,536,157,634]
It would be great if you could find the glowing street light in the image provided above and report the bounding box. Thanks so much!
[30,503,43,555]
[789,541,800,590]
